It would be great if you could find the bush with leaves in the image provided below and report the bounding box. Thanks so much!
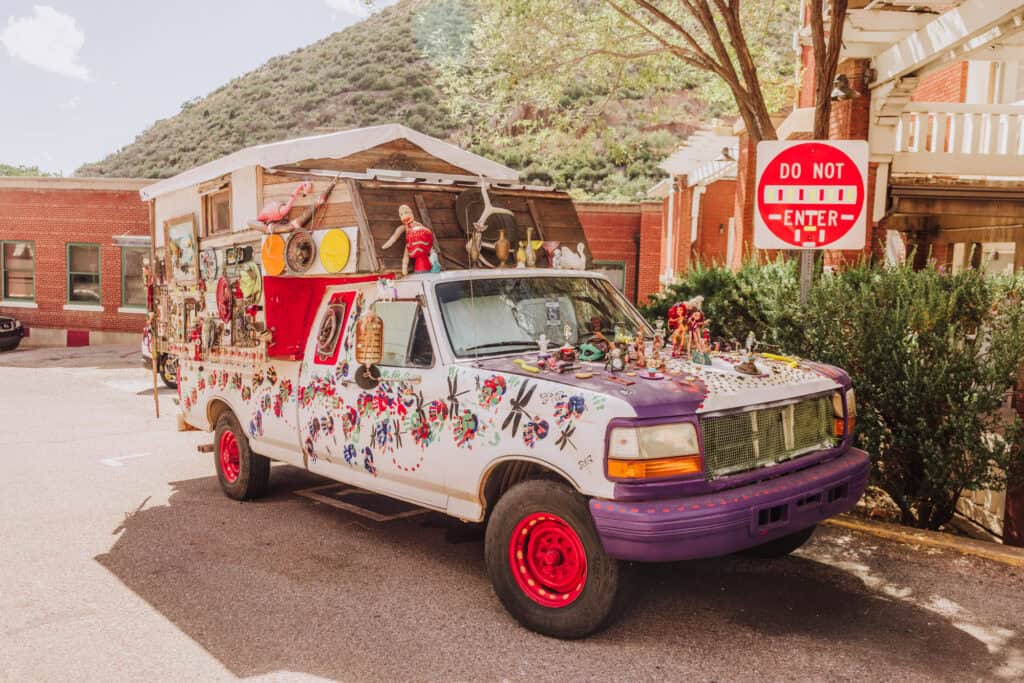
[645,261,1024,530]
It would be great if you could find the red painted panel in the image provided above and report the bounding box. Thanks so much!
[67,329,89,347]
[263,275,381,360]
[313,291,356,366]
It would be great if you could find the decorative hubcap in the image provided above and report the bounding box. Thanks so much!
[509,512,587,608]
[219,430,241,483]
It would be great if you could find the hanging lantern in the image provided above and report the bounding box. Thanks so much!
[355,308,384,367]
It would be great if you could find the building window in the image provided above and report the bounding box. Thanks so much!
[592,260,627,293]
[67,243,101,305]
[2,240,35,300]
[203,188,232,235]
[121,246,148,308]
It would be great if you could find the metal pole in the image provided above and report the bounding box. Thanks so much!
[799,249,814,306]
[148,199,160,419]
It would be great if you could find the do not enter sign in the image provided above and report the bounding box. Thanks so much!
[754,140,868,250]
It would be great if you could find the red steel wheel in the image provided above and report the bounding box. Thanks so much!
[485,479,628,639]
[213,410,271,501]
[509,512,587,608]
[219,430,241,483]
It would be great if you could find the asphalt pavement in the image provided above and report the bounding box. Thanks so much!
[1,344,1022,682]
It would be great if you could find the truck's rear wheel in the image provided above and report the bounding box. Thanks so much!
[484,479,627,639]
[159,354,178,390]
[214,411,270,500]
[740,524,817,558]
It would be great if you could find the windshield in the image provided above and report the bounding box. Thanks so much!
[435,276,651,358]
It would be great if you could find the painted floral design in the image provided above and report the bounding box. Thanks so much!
[522,417,550,448]
[554,394,586,425]
[452,409,480,448]
[478,374,507,408]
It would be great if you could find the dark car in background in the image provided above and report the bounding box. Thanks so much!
[0,315,24,352]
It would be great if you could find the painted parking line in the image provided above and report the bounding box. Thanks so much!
[100,452,152,468]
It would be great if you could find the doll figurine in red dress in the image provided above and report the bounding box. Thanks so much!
[382,204,436,275]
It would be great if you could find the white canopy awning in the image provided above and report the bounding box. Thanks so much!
[140,124,519,200]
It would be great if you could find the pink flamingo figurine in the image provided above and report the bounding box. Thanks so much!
[248,181,313,233]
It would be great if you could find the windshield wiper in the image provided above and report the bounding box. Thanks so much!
[462,341,540,353]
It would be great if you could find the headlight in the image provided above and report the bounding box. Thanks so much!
[607,423,702,480]
[832,388,856,436]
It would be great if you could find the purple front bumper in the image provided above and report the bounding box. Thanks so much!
[590,448,870,562]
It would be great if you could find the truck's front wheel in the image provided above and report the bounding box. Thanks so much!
[214,411,270,501]
[484,479,627,639]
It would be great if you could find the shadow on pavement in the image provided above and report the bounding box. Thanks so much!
[96,466,1008,680]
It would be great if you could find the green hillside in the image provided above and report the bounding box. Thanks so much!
[76,0,729,199]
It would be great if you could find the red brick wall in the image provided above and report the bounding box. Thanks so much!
[829,59,872,141]
[0,185,150,339]
[912,62,968,103]
[638,203,663,304]
[694,179,737,266]
[798,44,816,109]
[576,202,641,303]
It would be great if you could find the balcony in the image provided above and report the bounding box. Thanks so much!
[894,103,1024,177]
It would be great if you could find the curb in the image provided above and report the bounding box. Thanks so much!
[823,514,1024,568]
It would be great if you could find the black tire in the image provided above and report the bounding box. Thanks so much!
[740,524,817,558]
[159,354,178,390]
[213,411,270,501]
[0,341,19,352]
[484,479,628,639]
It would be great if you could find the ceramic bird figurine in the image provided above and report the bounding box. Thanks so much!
[248,181,313,233]
[557,243,587,270]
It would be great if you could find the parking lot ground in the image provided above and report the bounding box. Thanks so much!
[1,344,1022,681]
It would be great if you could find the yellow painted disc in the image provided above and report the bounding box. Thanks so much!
[261,234,286,276]
[320,229,351,273]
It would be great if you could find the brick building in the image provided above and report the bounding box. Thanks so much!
[0,177,152,347]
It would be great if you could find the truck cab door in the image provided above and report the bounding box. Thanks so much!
[300,279,448,510]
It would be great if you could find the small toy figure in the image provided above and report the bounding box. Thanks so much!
[466,221,493,268]
[537,333,550,355]
[605,345,625,373]
[382,205,435,275]
[634,328,646,368]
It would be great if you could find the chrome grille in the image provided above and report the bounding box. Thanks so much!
[700,395,835,478]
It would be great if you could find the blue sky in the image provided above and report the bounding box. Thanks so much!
[0,1,394,175]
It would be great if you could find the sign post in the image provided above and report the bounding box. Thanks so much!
[754,140,868,304]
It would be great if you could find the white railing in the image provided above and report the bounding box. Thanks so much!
[893,102,1024,176]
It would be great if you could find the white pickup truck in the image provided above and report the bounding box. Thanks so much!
[178,269,868,638]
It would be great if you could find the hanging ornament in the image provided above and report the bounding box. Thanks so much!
[216,276,233,322]
[354,307,384,389]
[261,234,286,276]
[320,228,351,273]
[286,229,317,273]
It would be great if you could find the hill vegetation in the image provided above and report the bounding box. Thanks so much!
[77,0,790,200]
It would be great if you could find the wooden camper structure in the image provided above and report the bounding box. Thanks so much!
[140,124,591,360]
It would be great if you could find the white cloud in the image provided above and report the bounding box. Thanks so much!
[1,5,89,80]
[324,0,374,18]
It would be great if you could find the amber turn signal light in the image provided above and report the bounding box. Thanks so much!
[833,417,855,437]
[607,455,703,480]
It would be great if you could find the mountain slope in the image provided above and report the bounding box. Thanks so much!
[76,0,708,199]
[78,1,458,180]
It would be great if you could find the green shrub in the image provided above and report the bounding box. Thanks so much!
[647,261,1024,530]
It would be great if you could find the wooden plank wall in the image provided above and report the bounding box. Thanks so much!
[261,174,357,227]
[356,181,591,273]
